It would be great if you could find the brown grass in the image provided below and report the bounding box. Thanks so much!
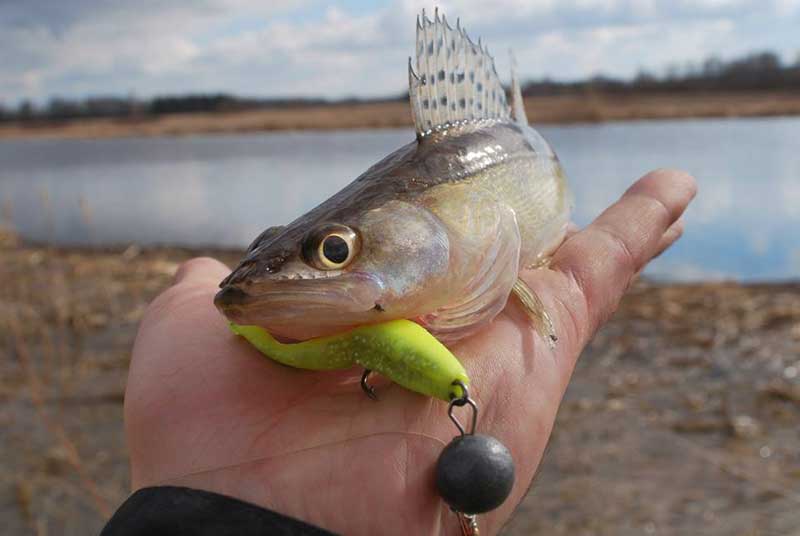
[1,231,799,533]
[2,90,799,140]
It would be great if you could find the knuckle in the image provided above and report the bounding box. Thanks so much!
[635,169,698,217]
[173,257,220,283]
[141,281,208,330]
[552,277,589,350]
[599,225,640,275]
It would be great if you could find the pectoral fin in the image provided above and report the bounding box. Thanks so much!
[511,278,557,349]
[419,184,521,343]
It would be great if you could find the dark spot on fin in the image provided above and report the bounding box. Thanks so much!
[408,11,512,137]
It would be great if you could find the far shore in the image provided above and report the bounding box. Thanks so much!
[1,90,798,140]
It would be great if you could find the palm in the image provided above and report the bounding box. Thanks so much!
[125,171,695,535]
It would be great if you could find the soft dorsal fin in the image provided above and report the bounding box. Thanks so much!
[408,9,510,138]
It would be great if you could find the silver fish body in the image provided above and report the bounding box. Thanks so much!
[215,13,572,343]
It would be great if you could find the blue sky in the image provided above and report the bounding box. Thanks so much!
[2,0,799,106]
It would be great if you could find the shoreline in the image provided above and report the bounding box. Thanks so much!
[2,90,799,140]
[2,228,797,287]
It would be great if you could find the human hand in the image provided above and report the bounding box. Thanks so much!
[125,169,696,535]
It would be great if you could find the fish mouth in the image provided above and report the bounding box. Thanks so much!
[214,271,386,340]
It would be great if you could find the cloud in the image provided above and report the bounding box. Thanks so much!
[646,259,732,282]
[780,176,800,220]
[1,0,799,104]
[790,248,800,275]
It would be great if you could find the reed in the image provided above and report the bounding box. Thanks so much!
[1,241,798,533]
[1,91,799,140]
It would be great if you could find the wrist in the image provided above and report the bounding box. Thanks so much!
[102,486,337,535]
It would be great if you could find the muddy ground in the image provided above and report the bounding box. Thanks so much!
[1,240,798,535]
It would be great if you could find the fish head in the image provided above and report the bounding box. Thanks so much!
[215,200,451,340]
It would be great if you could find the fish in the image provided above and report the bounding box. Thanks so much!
[215,9,572,347]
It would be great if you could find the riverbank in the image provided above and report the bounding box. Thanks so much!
[1,241,798,534]
[2,90,799,140]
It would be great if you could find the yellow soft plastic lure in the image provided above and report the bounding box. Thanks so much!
[229,319,469,401]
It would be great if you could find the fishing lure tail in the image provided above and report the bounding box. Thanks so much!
[230,319,470,401]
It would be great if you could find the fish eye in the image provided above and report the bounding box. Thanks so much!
[303,223,360,270]
[321,235,349,264]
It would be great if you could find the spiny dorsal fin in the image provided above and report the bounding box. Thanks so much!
[408,9,510,138]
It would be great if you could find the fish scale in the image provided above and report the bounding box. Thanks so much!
[216,10,572,345]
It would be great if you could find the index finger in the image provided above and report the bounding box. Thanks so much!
[550,169,697,343]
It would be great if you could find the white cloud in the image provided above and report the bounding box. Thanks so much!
[690,174,734,224]
[745,230,771,256]
[790,248,800,274]
[646,259,732,281]
[779,176,800,220]
[1,0,799,104]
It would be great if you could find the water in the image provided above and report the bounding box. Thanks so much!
[1,117,798,281]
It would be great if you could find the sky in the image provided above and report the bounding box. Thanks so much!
[2,0,800,106]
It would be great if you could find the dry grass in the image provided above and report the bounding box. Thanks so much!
[2,91,799,140]
[0,238,241,535]
[1,234,798,534]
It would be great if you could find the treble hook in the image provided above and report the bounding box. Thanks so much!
[361,369,378,401]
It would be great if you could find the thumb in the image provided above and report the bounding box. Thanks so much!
[173,257,231,286]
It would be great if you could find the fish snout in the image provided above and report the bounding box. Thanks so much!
[212,271,389,338]
[214,285,249,313]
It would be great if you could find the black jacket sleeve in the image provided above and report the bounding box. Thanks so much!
[100,486,338,536]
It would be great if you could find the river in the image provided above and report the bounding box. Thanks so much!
[1,116,798,281]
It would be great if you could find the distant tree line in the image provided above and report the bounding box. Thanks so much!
[2,50,798,123]
[0,93,334,123]
[522,51,800,96]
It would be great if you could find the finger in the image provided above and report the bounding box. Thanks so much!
[138,257,231,335]
[173,257,231,285]
[551,169,696,341]
[653,218,684,260]
[564,221,580,240]
[630,218,686,281]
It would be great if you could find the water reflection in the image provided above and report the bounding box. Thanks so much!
[1,117,798,281]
